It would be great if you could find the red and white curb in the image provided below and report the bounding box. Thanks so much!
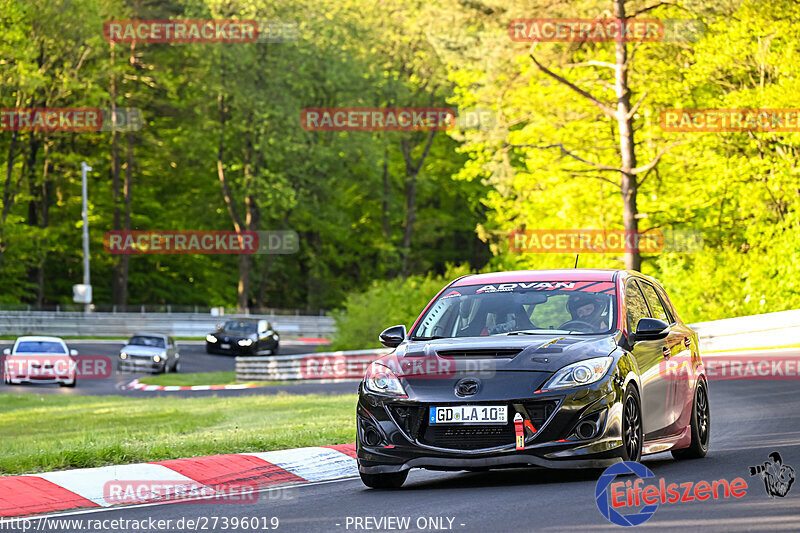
[0,444,357,518]
[122,378,264,391]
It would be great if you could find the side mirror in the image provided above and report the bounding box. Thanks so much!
[70,349,79,356]
[379,325,406,348]
[3,348,10,356]
[633,318,670,341]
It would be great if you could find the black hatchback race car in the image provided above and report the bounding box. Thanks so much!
[357,269,709,488]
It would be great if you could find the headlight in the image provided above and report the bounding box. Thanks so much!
[238,339,254,347]
[364,363,406,396]
[206,334,217,343]
[541,357,613,390]
[153,354,162,363]
[119,352,128,360]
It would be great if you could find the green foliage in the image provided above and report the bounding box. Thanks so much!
[330,264,472,350]
[0,0,490,310]
[442,0,800,324]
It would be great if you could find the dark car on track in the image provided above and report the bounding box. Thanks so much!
[357,269,710,488]
[206,318,280,356]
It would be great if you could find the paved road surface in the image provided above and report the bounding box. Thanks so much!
[27,351,800,532]
[0,341,357,397]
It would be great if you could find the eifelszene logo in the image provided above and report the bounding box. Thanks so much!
[749,452,795,498]
[595,461,748,526]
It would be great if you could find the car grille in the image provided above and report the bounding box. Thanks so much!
[390,400,558,450]
[422,424,516,450]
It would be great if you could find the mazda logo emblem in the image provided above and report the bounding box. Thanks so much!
[455,378,480,396]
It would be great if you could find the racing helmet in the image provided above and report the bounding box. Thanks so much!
[566,293,607,324]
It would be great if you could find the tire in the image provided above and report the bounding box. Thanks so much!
[672,379,710,459]
[359,470,408,489]
[621,385,643,462]
[173,360,181,373]
[272,342,279,355]
[60,377,76,388]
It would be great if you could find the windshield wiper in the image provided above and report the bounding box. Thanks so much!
[410,335,449,341]
[506,329,570,336]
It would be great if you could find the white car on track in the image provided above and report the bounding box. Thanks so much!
[2,336,78,387]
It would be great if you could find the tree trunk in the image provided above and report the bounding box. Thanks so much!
[256,210,290,307]
[0,129,20,270]
[613,0,641,271]
[116,40,138,308]
[215,88,250,312]
[117,131,134,308]
[110,43,127,304]
[35,146,51,307]
[381,150,391,239]
[399,131,437,277]
[401,172,416,277]
[25,133,42,298]
[237,134,256,313]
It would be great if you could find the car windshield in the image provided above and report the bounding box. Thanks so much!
[128,336,166,348]
[222,321,257,334]
[14,341,67,354]
[411,281,617,339]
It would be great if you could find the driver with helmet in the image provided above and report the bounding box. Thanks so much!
[565,293,609,331]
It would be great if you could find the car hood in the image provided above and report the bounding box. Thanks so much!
[121,345,165,355]
[7,352,71,359]
[212,331,254,341]
[374,333,619,401]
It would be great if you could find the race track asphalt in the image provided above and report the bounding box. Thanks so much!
[26,349,800,533]
[0,341,357,397]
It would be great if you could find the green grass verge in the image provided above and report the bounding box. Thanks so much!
[0,393,356,475]
[137,371,286,387]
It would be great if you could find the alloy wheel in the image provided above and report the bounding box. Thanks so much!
[624,394,641,460]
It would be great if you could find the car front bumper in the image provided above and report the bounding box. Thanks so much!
[206,341,256,355]
[7,375,74,385]
[356,376,625,473]
[118,358,166,372]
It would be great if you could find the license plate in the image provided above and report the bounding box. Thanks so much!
[220,343,231,350]
[429,405,507,425]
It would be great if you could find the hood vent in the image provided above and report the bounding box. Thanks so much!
[435,348,522,359]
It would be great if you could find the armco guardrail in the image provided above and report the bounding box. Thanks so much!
[690,309,800,353]
[236,348,392,381]
[0,311,334,339]
[236,309,800,382]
